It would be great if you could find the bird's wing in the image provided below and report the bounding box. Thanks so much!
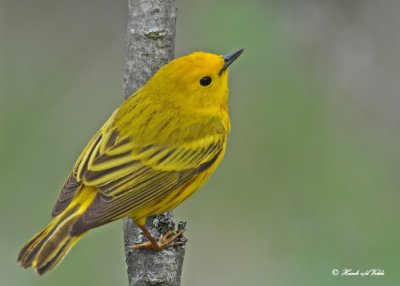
[52,127,104,217]
[52,113,225,233]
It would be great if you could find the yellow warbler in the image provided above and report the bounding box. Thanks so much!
[18,49,243,275]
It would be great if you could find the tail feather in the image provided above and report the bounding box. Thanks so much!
[18,206,82,275]
[17,227,52,267]
[18,186,97,274]
[36,235,80,275]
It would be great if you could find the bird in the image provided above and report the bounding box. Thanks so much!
[17,49,244,275]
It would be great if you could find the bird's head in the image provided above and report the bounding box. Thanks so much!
[144,49,244,114]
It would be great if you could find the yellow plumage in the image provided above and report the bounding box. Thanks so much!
[18,49,243,274]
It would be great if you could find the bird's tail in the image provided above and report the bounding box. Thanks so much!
[18,187,96,275]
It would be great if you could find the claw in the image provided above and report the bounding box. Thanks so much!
[133,227,185,251]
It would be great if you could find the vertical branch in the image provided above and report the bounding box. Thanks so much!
[122,1,185,286]
[123,0,177,98]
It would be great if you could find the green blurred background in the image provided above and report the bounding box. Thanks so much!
[1,0,400,285]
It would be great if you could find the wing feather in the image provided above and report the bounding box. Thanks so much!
[52,110,226,233]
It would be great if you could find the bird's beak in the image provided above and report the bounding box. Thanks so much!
[219,48,244,75]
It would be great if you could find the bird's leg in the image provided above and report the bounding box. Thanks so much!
[133,225,184,251]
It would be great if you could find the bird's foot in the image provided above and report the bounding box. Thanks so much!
[132,215,187,251]
[133,228,185,251]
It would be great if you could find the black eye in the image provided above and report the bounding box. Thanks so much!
[199,76,212,87]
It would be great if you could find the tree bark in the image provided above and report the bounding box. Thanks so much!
[122,1,185,286]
